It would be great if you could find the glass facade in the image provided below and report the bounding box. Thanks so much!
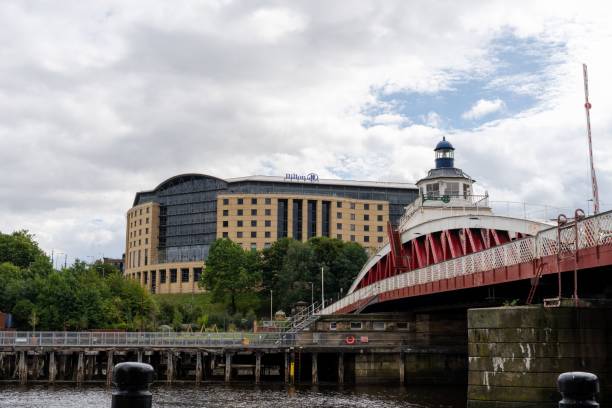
[133,174,417,264]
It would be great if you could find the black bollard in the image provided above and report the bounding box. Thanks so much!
[112,362,155,408]
[558,372,600,408]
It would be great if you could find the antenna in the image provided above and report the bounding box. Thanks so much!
[583,64,600,214]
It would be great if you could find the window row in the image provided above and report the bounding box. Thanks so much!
[222,197,273,206]
[128,206,150,219]
[335,234,384,243]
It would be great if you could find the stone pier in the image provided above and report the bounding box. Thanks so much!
[467,305,612,407]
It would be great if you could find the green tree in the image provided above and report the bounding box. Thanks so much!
[0,230,47,269]
[200,239,261,315]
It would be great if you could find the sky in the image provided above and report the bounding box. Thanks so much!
[1,1,612,265]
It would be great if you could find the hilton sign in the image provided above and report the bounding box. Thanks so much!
[285,173,320,183]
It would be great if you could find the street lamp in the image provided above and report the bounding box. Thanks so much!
[309,282,314,305]
[321,266,325,308]
[270,289,273,321]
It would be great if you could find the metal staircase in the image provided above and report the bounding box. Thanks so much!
[277,302,321,344]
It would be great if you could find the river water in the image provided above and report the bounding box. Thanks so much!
[0,384,466,407]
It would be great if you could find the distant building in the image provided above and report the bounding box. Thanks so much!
[124,174,418,294]
[101,257,124,273]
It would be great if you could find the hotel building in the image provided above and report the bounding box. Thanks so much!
[125,174,417,294]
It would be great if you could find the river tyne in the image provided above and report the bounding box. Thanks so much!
[0,383,466,407]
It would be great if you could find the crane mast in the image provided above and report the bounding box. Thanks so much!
[583,64,600,214]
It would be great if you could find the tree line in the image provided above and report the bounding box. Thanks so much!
[0,231,368,331]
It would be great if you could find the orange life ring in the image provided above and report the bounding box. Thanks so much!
[345,335,356,345]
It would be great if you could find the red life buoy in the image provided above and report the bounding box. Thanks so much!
[345,335,356,345]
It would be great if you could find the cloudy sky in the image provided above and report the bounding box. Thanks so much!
[1,1,612,265]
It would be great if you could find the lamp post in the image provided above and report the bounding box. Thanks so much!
[321,266,325,308]
[270,289,273,321]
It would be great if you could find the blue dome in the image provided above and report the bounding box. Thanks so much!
[434,136,454,151]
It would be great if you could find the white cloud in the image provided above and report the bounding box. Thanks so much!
[1,1,612,261]
[462,98,506,120]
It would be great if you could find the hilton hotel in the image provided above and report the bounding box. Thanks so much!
[125,174,417,294]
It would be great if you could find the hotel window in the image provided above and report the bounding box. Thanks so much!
[337,223,342,229]
[251,209,257,216]
[364,203,369,210]
[145,238,148,244]
[377,215,383,222]
[237,220,243,227]
[265,220,271,227]
[139,229,142,236]
[170,269,177,283]
[194,267,202,282]
[350,235,355,242]
[237,232,243,238]
[337,234,342,239]
[378,236,384,243]
[265,209,272,216]
[139,209,142,215]
[264,242,271,248]
[364,225,369,232]
[364,236,370,242]
[138,239,141,245]
[350,224,355,231]
[364,214,369,221]
[251,198,257,205]
[377,225,383,232]
[237,209,243,216]
[337,202,342,208]
[265,198,272,205]
[265,231,271,238]
[160,270,166,283]
[237,198,244,205]
[143,271,148,285]
[251,220,257,227]
[250,243,257,251]
[139,219,142,225]
[223,232,229,238]
[146,207,149,213]
[223,210,229,216]
[251,231,257,238]
[377,204,383,211]
[350,213,355,221]
[223,198,229,205]
[337,212,342,219]
[181,268,189,282]
[146,217,149,224]
[223,220,229,227]
[350,202,356,210]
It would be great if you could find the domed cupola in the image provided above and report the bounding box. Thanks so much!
[434,136,454,168]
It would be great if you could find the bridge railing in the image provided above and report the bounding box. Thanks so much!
[0,331,286,347]
[321,210,612,315]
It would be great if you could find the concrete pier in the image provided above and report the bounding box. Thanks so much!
[467,305,612,407]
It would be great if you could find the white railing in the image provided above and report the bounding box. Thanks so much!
[321,210,612,315]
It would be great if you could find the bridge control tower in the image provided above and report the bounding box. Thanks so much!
[399,137,492,232]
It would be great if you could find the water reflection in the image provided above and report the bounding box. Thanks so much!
[0,384,466,408]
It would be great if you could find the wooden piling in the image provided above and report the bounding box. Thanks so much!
[76,352,85,385]
[255,353,261,384]
[289,351,295,385]
[137,351,143,363]
[311,352,318,385]
[166,352,174,384]
[106,351,113,386]
[195,352,202,385]
[337,353,344,385]
[49,352,56,383]
[224,352,232,383]
[284,352,289,384]
[399,352,405,385]
[17,351,27,385]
